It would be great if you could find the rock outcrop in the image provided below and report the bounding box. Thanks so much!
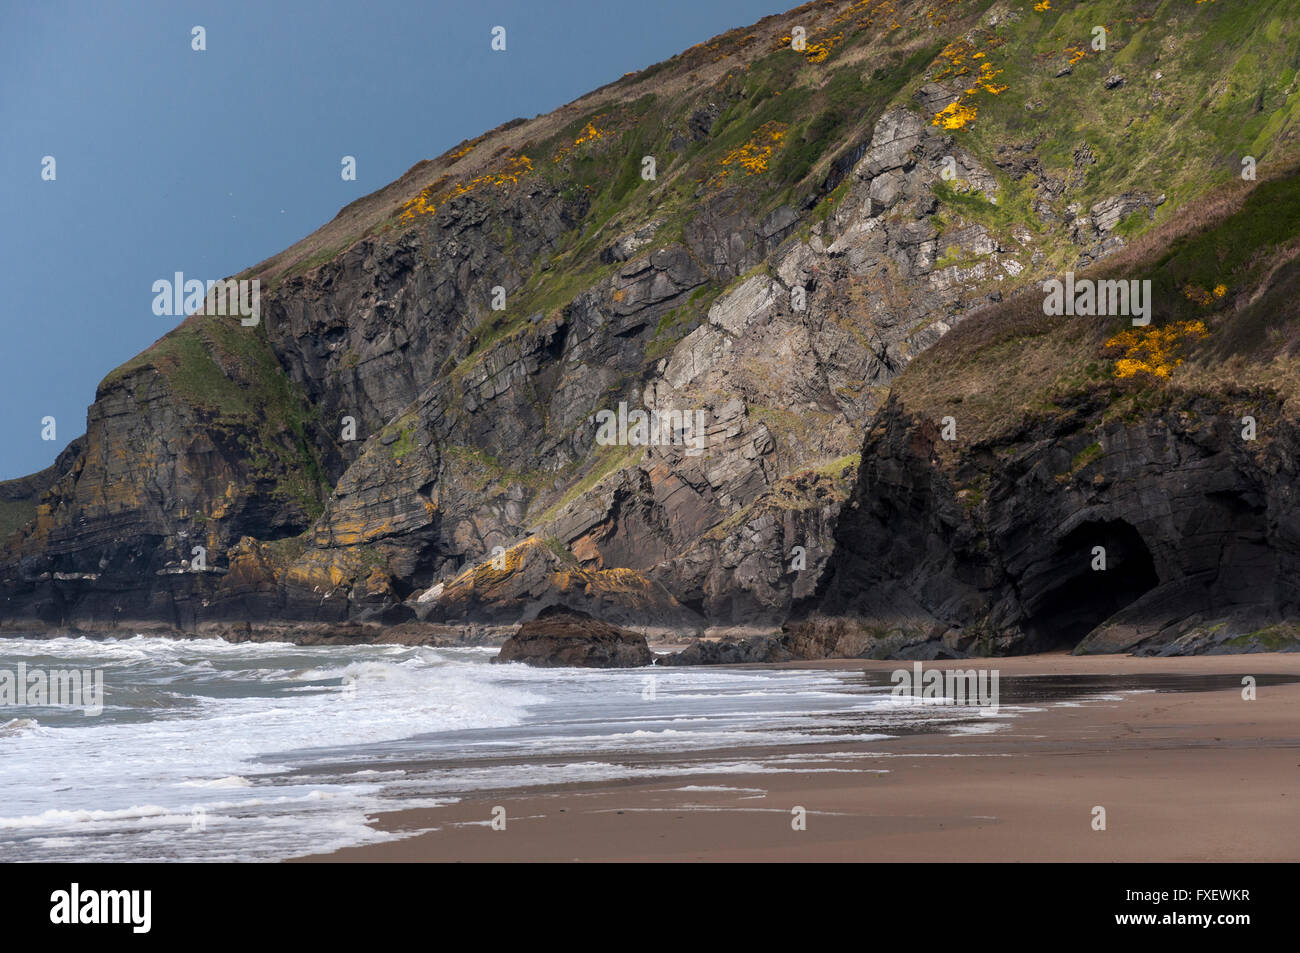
[659,633,790,665]
[495,605,653,667]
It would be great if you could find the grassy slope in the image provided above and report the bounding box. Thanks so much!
[99,314,331,521]
[0,499,38,542]
[924,0,1300,270]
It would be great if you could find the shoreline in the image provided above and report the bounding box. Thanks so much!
[294,652,1300,862]
[6,621,1296,658]
[0,621,753,649]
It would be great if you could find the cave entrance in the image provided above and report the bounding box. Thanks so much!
[1022,519,1159,650]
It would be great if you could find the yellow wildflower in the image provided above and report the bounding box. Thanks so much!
[1103,321,1209,380]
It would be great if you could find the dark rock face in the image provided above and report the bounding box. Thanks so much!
[659,633,790,665]
[787,392,1300,659]
[495,605,653,667]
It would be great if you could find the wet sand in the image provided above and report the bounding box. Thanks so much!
[294,652,1300,862]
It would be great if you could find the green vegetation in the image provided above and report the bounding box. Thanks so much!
[543,535,580,567]
[262,532,310,566]
[811,452,860,480]
[1070,441,1103,473]
[1148,173,1300,323]
[895,145,1300,451]
[645,304,704,365]
[771,45,943,200]
[1226,625,1300,652]
[442,444,550,494]
[435,30,957,395]
[989,1,1297,198]
[100,314,332,521]
[387,421,417,461]
[931,177,1040,242]
[0,498,37,541]
[530,442,644,529]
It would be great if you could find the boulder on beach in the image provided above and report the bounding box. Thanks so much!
[494,605,653,668]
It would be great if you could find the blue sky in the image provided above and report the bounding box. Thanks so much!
[0,0,785,480]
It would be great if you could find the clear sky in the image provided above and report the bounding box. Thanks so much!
[0,0,786,480]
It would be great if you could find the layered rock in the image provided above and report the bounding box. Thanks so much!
[3,95,1008,635]
[418,537,701,633]
[659,633,790,665]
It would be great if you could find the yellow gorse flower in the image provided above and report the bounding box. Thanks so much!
[574,120,604,146]
[1103,320,1209,380]
[933,99,979,130]
[717,122,788,176]
[931,39,1007,130]
[398,155,533,224]
[1184,283,1229,307]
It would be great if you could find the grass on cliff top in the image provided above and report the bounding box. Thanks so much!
[254,0,1299,312]
[464,0,1300,412]
[971,0,1300,184]
[331,0,1300,438]
[98,315,332,521]
[0,498,38,543]
[891,157,1300,447]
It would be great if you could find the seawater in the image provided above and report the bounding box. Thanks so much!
[0,635,1002,862]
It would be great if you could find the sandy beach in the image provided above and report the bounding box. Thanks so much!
[294,652,1300,862]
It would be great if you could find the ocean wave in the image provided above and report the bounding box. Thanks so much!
[177,775,253,789]
[0,803,177,830]
[0,639,986,862]
[0,718,40,738]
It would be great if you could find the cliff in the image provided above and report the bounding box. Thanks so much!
[4,0,1300,654]
[788,170,1300,657]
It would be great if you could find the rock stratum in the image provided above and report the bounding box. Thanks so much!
[4,0,1300,658]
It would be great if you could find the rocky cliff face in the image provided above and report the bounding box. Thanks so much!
[788,173,1300,657]
[4,0,1300,653]
[788,388,1300,658]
